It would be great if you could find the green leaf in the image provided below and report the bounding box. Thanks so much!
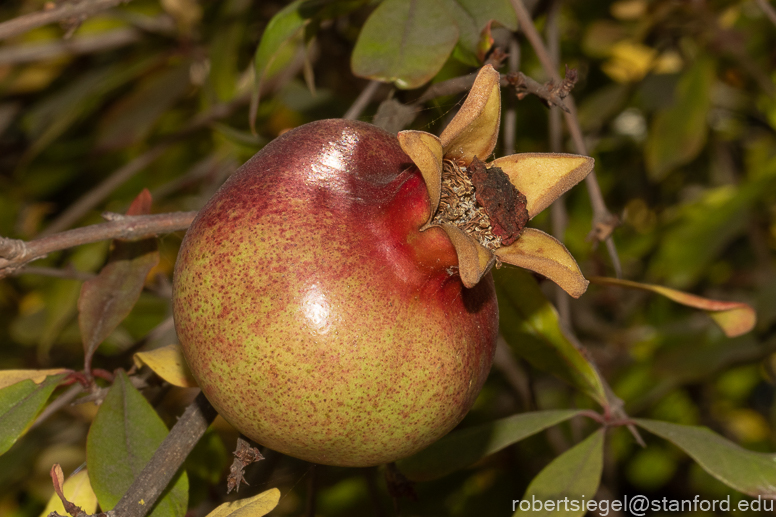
[0,374,66,455]
[79,190,159,370]
[205,488,281,517]
[495,268,607,406]
[513,429,605,517]
[648,177,775,288]
[635,418,776,497]
[443,0,517,66]
[86,370,188,515]
[209,0,252,102]
[645,58,715,181]
[351,0,459,89]
[397,410,581,481]
[251,0,308,129]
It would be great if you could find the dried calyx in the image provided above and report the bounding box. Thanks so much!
[398,64,595,296]
[433,157,529,251]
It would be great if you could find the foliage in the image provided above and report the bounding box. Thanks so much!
[0,0,775,515]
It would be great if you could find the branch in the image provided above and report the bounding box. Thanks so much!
[0,27,139,64]
[510,0,622,278]
[0,211,196,277]
[343,80,382,120]
[756,0,776,28]
[109,392,219,517]
[0,0,134,41]
[506,69,575,113]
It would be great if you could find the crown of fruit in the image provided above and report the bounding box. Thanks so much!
[398,65,593,297]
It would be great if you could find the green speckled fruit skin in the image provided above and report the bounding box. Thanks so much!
[173,119,498,467]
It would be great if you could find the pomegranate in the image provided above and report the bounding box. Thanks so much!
[172,66,592,466]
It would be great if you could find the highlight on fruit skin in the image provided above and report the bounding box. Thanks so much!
[171,64,594,468]
[398,64,594,296]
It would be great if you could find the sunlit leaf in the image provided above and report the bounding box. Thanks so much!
[0,369,70,390]
[86,370,188,515]
[397,410,581,481]
[206,488,281,517]
[590,277,755,337]
[513,429,605,517]
[79,190,160,370]
[645,58,714,181]
[39,469,98,517]
[0,374,66,455]
[495,268,607,406]
[351,0,458,89]
[133,344,198,388]
[635,419,776,497]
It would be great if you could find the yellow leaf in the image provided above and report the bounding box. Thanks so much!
[495,228,589,298]
[601,40,656,83]
[206,488,281,517]
[0,369,70,390]
[39,469,98,517]
[589,277,756,338]
[491,153,594,218]
[440,64,501,164]
[134,344,199,388]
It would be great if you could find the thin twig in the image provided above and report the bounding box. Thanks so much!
[305,464,318,517]
[0,0,134,41]
[0,211,196,277]
[502,37,520,155]
[756,0,776,28]
[109,391,219,517]
[12,265,96,281]
[343,80,382,120]
[510,0,622,278]
[546,0,572,327]
[0,28,139,64]
[32,384,84,429]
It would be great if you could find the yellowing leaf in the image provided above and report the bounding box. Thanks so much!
[134,344,198,388]
[440,64,501,163]
[39,469,98,517]
[589,277,756,337]
[491,153,594,218]
[496,229,589,298]
[206,488,281,517]
[601,40,656,83]
[0,369,70,390]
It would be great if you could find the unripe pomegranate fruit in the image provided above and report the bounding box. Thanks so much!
[172,66,592,467]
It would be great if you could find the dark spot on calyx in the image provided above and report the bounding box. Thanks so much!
[469,157,528,246]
